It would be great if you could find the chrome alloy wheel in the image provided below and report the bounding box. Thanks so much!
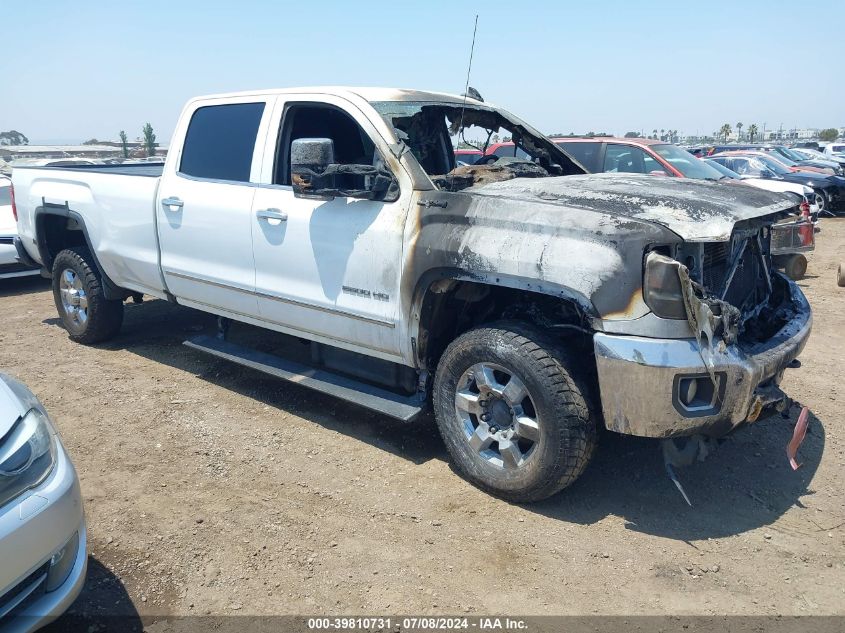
[454,362,540,469]
[59,268,88,326]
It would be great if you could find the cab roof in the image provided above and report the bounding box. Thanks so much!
[190,86,487,107]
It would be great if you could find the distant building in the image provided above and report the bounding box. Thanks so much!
[0,143,167,162]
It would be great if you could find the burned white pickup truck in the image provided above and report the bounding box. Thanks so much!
[12,87,811,501]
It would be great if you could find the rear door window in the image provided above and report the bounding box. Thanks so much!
[180,102,266,182]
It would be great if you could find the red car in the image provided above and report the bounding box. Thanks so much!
[453,148,484,165]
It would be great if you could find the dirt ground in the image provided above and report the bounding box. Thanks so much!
[1,220,843,629]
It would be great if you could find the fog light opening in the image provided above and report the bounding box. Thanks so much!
[674,373,725,416]
[45,531,79,592]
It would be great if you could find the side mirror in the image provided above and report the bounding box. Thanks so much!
[291,138,336,199]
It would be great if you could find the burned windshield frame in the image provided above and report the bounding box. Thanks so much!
[369,100,579,179]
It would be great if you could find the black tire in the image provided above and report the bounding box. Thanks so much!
[838,262,845,288]
[433,321,597,502]
[783,254,808,280]
[52,247,124,344]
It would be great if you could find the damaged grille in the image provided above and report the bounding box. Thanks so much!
[701,231,771,317]
[702,242,730,291]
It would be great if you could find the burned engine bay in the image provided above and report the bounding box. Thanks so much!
[673,219,801,352]
[371,101,584,191]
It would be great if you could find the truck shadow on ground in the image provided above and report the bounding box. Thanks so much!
[47,298,826,542]
[43,556,142,633]
[529,408,825,541]
[0,275,49,298]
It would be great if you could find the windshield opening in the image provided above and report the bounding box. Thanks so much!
[768,151,796,167]
[755,155,791,175]
[651,144,726,180]
[371,101,583,191]
[702,159,739,179]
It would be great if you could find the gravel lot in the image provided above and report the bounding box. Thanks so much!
[1,220,843,630]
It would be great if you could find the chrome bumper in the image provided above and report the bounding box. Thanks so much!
[593,282,812,438]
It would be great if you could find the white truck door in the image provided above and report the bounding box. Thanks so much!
[157,97,272,317]
[250,95,410,362]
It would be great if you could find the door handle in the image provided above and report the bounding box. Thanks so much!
[161,196,184,211]
[256,208,288,221]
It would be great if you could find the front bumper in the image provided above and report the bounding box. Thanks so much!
[593,282,812,438]
[0,438,87,633]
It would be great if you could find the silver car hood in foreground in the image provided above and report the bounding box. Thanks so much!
[0,375,27,438]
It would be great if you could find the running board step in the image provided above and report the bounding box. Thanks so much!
[183,335,424,422]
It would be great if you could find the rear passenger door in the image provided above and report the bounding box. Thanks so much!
[157,98,272,316]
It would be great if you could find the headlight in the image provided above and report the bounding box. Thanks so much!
[0,408,57,508]
[643,251,688,320]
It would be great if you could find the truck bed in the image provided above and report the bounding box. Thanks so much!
[13,163,166,298]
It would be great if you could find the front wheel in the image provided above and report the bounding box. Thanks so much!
[52,247,124,344]
[433,322,597,502]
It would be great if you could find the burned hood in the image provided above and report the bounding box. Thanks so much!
[469,173,796,242]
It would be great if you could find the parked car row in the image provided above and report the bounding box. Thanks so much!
[697,144,843,175]
[1,176,39,279]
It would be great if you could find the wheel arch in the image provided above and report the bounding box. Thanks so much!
[34,204,126,300]
[408,268,600,371]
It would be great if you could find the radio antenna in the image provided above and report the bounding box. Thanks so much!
[457,14,479,142]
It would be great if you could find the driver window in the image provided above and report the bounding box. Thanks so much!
[274,104,378,188]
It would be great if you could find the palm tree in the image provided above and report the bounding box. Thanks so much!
[748,123,758,143]
[736,122,743,141]
[720,123,732,142]
[660,128,665,141]
[652,128,658,140]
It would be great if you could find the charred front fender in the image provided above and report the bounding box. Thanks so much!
[402,186,680,347]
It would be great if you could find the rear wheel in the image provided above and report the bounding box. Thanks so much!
[838,262,845,288]
[433,322,596,502]
[52,247,124,344]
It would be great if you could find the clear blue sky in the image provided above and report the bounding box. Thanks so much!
[2,0,843,144]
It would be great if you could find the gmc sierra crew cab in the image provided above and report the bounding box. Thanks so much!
[11,87,812,501]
